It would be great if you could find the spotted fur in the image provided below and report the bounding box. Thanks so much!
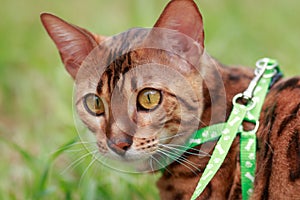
[41,0,300,199]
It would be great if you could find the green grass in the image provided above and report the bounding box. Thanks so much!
[0,0,299,199]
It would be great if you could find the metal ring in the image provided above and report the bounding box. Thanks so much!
[255,58,278,70]
[240,120,260,133]
[232,93,257,111]
[254,67,263,76]
[232,93,244,105]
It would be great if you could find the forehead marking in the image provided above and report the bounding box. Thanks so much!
[97,52,134,95]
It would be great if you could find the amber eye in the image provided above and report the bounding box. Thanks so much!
[137,88,161,110]
[83,93,105,116]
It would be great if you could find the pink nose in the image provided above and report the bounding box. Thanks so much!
[107,139,132,156]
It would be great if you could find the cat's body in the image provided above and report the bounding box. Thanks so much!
[158,64,300,200]
[41,0,300,199]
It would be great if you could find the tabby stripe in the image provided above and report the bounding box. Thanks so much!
[226,181,241,200]
[164,118,181,125]
[261,152,273,200]
[106,68,113,93]
[277,103,300,136]
[97,79,103,94]
[165,184,174,191]
[276,77,300,91]
[202,183,212,200]
[173,192,184,200]
[228,71,252,83]
[287,129,300,182]
[178,170,201,178]
[119,53,134,92]
[263,104,277,159]
[99,53,134,95]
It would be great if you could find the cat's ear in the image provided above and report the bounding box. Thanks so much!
[40,13,105,79]
[154,0,204,48]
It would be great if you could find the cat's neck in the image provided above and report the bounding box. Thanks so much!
[199,54,254,128]
[158,59,254,197]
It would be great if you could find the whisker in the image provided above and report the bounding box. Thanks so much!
[157,149,200,176]
[159,143,211,157]
[158,133,186,141]
[66,142,98,153]
[92,151,109,163]
[50,141,94,155]
[61,149,98,175]
[150,153,172,174]
[164,143,212,157]
[191,114,207,127]
[160,149,200,171]
[159,147,202,170]
[79,155,98,187]
[65,148,89,153]
[77,141,98,145]
[149,156,154,172]
[264,141,274,154]
[157,149,199,175]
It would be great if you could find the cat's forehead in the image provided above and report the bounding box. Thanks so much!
[96,52,134,95]
[97,48,197,95]
[75,28,203,98]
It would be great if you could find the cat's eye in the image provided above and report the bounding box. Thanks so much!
[137,88,161,111]
[83,93,105,116]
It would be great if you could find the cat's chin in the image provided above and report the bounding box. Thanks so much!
[106,148,154,162]
[94,149,173,172]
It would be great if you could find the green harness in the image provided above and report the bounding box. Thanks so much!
[184,58,282,200]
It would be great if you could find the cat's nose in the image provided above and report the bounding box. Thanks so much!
[107,137,132,156]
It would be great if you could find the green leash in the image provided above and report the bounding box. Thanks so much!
[185,58,282,200]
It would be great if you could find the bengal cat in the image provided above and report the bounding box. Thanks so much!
[41,0,300,199]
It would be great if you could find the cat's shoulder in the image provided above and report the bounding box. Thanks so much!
[261,76,300,134]
[265,76,300,111]
[272,76,300,93]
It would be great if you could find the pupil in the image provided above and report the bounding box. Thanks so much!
[95,97,100,108]
[147,94,151,103]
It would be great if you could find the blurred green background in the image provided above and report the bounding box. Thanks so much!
[0,0,299,199]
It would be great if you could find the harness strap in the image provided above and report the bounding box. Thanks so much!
[187,58,281,200]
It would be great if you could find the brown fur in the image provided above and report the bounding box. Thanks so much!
[41,0,300,199]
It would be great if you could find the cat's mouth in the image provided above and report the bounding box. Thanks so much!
[97,140,186,172]
[92,138,179,172]
[106,142,158,161]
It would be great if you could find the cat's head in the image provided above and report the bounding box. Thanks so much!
[41,0,216,172]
